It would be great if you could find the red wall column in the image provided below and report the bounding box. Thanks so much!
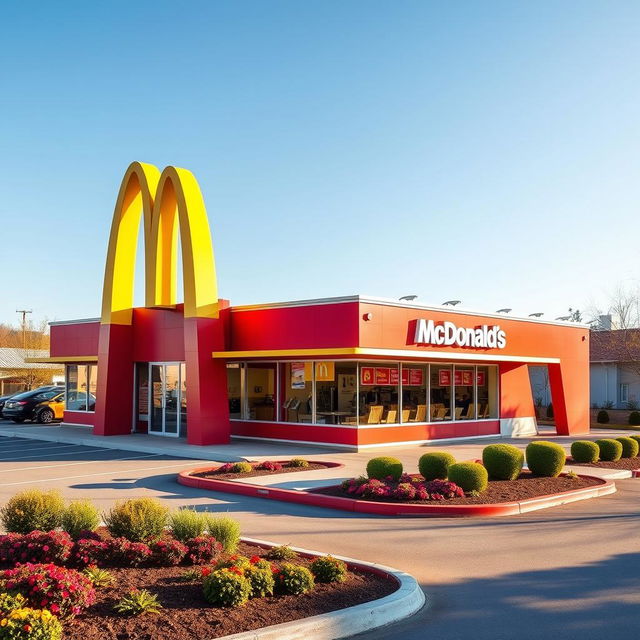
[499,363,535,419]
[548,360,589,435]
[94,323,134,436]
[183,303,231,445]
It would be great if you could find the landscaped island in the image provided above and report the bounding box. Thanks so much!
[0,491,396,639]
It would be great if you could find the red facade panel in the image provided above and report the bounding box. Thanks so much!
[50,322,100,358]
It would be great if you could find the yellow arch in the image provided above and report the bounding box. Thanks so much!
[101,162,218,324]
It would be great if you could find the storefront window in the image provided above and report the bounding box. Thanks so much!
[283,362,313,422]
[477,365,499,419]
[454,366,476,420]
[401,364,428,423]
[65,364,97,412]
[430,364,452,421]
[246,363,276,421]
[226,364,243,419]
[357,363,399,424]
[315,362,357,425]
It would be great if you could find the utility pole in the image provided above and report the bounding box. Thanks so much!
[15,309,32,349]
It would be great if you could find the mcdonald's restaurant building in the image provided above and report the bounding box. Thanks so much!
[39,162,590,450]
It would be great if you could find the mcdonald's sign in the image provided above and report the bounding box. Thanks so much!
[101,161,219,325]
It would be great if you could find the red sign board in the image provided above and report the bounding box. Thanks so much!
[408,368,424,386]
[439,369,451,386]
[360,367,375,386]
[461,370,474,386]
[477,371,486,386]
[390,368,399,385]
[401,368,409,385]
[375,368,391,385]
[454,370,462,385]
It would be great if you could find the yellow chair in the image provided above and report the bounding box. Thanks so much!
[433,407,448,421]
[401,409,411,422]
[410,404,427,422]
[382,409,397,424]
[454,407,463,420]
[462,403,475,420]
[365,405,384,425]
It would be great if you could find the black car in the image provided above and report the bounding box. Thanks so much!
[0,386,60,414]
[0,392,20,413]
[1,387,65,423]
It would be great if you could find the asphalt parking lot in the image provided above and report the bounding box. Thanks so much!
[0,426,639,640]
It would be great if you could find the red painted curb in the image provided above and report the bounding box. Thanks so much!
[177,467,616,517]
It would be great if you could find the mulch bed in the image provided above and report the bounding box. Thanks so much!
[61,541,396,640]
[565,457,640,470]
[313,472,603,505]
[194,462,330,480]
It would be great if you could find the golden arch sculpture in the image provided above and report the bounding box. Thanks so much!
[101,162,219,324]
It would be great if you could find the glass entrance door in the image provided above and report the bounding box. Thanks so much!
[147,363,184,437]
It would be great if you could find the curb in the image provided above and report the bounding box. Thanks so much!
[564,457,640,480]
[222,536,426,640]
[178,469,616,517]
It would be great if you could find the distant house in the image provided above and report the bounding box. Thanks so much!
[0,348,64,395]
[590,329,640,409]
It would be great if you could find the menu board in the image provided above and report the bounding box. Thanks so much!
[439,369,451,386]
[375,368,391,385]
[408,368,423,386]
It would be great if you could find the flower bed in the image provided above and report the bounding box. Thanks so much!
[26,541,396,640]
[193,458,337,480]
[316,472,603,505]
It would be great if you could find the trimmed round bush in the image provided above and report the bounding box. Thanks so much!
[571,440,599,464]
[482,444,524,480]
[207,515,241,553]
[525,441,566,477]
[616,436,639,458]
[0,489,65,533]
[310,555,348,583]
[597,410,610,424]
[274,563,315,595]
[629,411,640,426]
[231,462,253,473]
[289,458,309,468]
[595,438,623,462]
[104,497,168,542]
[630,435,640,449]
[418,452,456,480]
[62,500,100,539]
[203,569,251,607]
[366,456,403,481]
[447,463,488,493]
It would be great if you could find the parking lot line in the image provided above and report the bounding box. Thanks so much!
[0,461,202,487]
[0,453,165,474]
[0,443,88,454]
[0,447,110,462]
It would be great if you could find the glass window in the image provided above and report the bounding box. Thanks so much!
[358,363,399,425]
[283,362,313,423]
[226,363,243,419]
[454,366,475,420]
[430,364,452,421]
[315,362,358,425]
[246,363,276,421]
[66,365,88,411]
[477,365,498,418]
[401,364,428,423]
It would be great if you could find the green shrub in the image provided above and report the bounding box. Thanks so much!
[0,489,65,534]
[169,508,209,542]
[630,435,640,449]
[214,555,252,571]
[203,569,252,607]
[597,410,610,424]
[274,563,315,595]
[482,444,524,481]
[207,515,241,553]
[114,589,162,615]
[546,403,554,419]
[231,462,253,473]
[265,545,298,560]
[104,498,168,542]
[418,452,456,480]
[310,555,348,583]
[245,565,275,598]
[0,607,63,640]
[82,567,114,588]
[366,457,403,481]
[62,499,100,538]
[447,463,488,493]
[525,441,566,477]
[596,438,623,461]
[629,411,640,426]
[289,458,309,468]
[570,440,599,464]
[615,436,639,458]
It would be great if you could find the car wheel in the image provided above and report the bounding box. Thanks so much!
[37,408,55,424]
[11,418,25,424]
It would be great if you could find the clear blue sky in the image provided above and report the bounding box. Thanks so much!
[1,0,638,328]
